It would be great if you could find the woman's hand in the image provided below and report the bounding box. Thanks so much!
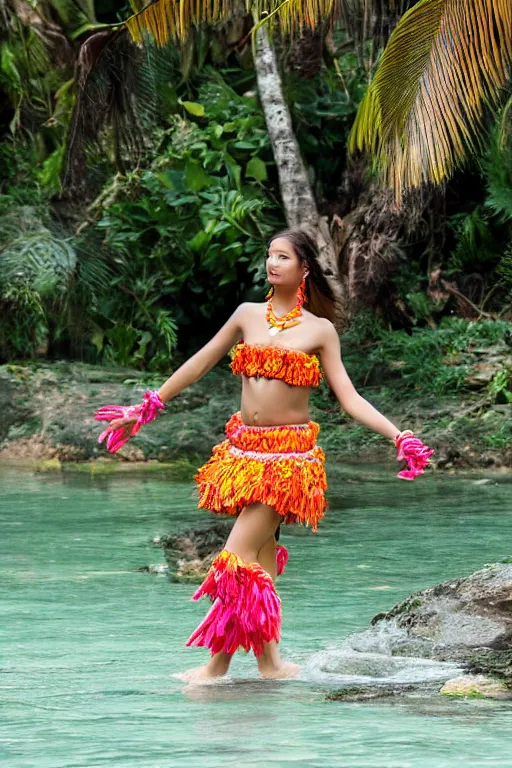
[102,415,139,442]
[94,391,166,453]
[95,403,143,453]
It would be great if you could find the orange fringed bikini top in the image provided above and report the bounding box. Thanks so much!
[230,342,322,387]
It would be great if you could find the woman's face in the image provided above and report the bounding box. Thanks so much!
[266,237,308,289]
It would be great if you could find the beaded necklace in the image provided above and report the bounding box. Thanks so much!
[265,278,306,336]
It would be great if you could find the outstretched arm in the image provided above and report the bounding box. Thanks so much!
[317,320,400,441]
[98,304,247,443]
[157,303,247,403]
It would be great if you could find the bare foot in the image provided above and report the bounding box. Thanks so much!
[173,652,232,684]
[173,664,227,684]
[258,661,301,680]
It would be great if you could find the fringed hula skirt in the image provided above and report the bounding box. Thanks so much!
[195,411,327,532]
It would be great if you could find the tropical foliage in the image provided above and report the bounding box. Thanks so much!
[1,0,511,370]
[0,64,284,366]
[350,0,512,197]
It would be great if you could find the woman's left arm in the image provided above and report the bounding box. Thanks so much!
[317,320,400,441]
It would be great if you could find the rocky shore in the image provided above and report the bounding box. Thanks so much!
[1,358,511,472]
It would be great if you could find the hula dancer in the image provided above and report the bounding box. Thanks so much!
[94,229,433,683]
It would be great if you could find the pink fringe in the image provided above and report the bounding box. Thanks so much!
[395,432,434,480]
[276,545,289,576]
[185,550,281,656]
[95,390,165,453]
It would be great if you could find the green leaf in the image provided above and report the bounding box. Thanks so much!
[91,332,104,354]
[155,172,174,190]
[233,141,257,150]
[246,157,267,182]
[181,101,205,117]
[185,161,214,191]
[224,152,242,190]
[211,123,224,139]
[1,43,21,93]
[187,230,210,252]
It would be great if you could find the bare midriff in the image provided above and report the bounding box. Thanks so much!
[240,375,312,427]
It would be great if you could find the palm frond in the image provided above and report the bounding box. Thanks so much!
[63,28,147,192]
[123,0,414,45]
[48,0,97,27]
[349,0,512,200]
[124,0,334,44]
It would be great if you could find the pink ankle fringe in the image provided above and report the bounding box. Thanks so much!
[185,550,281,657]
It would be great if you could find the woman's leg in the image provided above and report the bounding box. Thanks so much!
[177,502,282,683]
[257,533,277,580]
[254,536,300,679]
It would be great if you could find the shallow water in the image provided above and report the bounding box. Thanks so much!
[1,465,512,768]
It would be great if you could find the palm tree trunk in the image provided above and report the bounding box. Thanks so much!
[253,24,345,324]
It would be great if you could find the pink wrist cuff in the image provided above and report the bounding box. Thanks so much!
[394,429,414,448]
[137,390,166,426]
[394,430,434,481]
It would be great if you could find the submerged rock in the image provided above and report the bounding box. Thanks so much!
[307,646,464,701]
[440,675,512,700]
[326,683,428,702]
[157,521,233,582]
[347,562,512,687]
[137,564,169,576]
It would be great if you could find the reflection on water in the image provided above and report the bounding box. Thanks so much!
[1,466,511,768]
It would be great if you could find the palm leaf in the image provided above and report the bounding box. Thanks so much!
[122,0,418,45]
[124,0,338,44]
[349,0,512,200]
[0,208,77,296]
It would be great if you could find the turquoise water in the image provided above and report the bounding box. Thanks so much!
[1,465,512,768]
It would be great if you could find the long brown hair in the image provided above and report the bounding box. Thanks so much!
[267,229,336,323]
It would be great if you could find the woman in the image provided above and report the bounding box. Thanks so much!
[95,229,432,684]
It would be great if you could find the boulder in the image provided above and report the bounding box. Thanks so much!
[440,674,511,700]
[0,361,238,464]
[157,521,233,582]
[322,561,512,701]
[367,561,512,670]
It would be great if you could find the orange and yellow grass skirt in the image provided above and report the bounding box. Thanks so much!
[195,411,327,531]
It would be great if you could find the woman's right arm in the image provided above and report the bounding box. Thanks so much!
[157,302,248,403]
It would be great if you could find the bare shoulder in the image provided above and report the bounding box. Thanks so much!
[233,301,259,320]
[237,301,265,321]
[235,301,264,334]
[309,315,339,353]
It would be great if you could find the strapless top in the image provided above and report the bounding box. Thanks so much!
[230,342,322,387]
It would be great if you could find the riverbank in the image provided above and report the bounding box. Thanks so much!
[1,357,511,472]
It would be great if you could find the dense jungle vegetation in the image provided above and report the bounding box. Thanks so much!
[1,1,511,410]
